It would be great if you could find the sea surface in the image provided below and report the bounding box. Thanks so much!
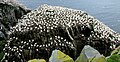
[18,0,120,33]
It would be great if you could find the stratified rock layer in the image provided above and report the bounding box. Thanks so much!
[2,4,120,62]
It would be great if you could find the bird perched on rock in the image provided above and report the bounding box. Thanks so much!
[2,4,120,62]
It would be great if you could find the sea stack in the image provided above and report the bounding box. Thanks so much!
[2,4,120,62]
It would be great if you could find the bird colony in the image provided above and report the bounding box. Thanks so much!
[2,4,120,62]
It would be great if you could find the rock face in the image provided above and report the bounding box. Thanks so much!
[0,0,31,40]
[0,0,31,61]
[2,4,120,62]
[76,45,106,62]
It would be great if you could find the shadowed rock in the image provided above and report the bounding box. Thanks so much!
[0,0,31,61]
[2,4,120,62]
[0,0,31,39]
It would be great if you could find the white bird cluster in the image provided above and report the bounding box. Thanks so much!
[2,4,120,62]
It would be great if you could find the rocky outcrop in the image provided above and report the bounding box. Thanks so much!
[49,50,74,62]
[0,0,31,61]
[75,45,106,62]
[2,4,120,62]
[0,0,31,40]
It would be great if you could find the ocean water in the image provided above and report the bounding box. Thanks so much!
[18,0,120,33]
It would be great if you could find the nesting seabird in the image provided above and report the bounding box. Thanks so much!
[2,4,120,62]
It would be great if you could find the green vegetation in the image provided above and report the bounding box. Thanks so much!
[0,40,6,60]
[107,46,120,62]
[107,54,120,62]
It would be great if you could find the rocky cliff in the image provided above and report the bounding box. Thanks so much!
[0,0,31,61]
[0,0,31,40]
[2,4,120,62]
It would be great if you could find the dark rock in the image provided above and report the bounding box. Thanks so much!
[0,0,31,61]
[0,31,6,40]
[0,0,31,39]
